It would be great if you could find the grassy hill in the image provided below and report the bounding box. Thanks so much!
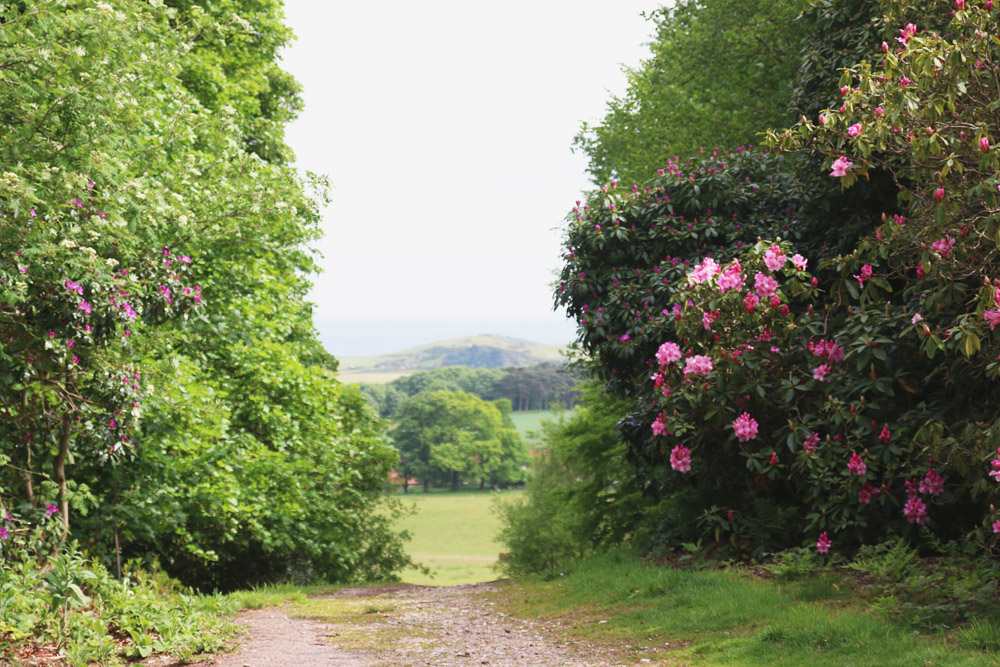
[338,334,564,384]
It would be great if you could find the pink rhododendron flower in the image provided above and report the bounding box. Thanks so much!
[78,300,91,315]
[45,504,59,516]
[878,425,891,444]
[989,448,1000,481]
[919,469,944,496]
[813,364,831,382]
[900,76,912,87]
[683,355,714,376]
[994,520,1000,534]
[670,444,692,473]
[816,532,832,554]
[875,106,884,116]
[980,137,990,152]
[687,257,721,285]
[804,432,820,455]
[744,292,760,313]
[733,412,758,442]
[791,254,807,271]
[897,23,917,46]
[769,451,778,466]
[847,452,867,477]
[0,527,6,540]
[858,482,880,504]
[763,245,786,272]
[931,234,955,258]
[903,495,929,525]
[853,264,873,287]
[717,261,744,293]
[934,188,945,202]
[702,310,719,330]
[847,123,862,137]
[652,413,669,436]
[829,156,853,177]
[754,272,778,299]
[956,0,965,9]
[911,313,923,324]
[656,341,682,365]
[985,310,1000,331]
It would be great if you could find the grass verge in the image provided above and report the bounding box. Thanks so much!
[491,549,1000,666]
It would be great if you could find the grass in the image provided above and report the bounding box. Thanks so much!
[392,488,521,586]
[509,409,558,443]
[493,550,1000,665]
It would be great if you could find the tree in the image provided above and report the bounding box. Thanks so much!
[392,391,527,492]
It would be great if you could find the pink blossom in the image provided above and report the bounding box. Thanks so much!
[816,532,832,554]
[670,444,692,473]
[769,451,778,466]
[903,495,928,525]
[804,432,820,455]
[687,257,721,285]
[0,527,6,540]
[934,188,945,202]
[744,292,760,313]
[733,412,758,442]
[911,313,923,324]
[652,413,669,436]
[900,76,912,87]
[656,341,682,365]
[985,311,1000,330]
[808,339,845,364]
[875,106,884,117]
[829,156,853,177]
[791,254,807,271]
[919,469,944,496]
[980,137,990,153]
[847,123,862,137]
[847,452,867,477]
[858,482,880,504]
[853,264,873,288]
[931,234,955,258]
[994,520,1000,534]
[956,0,965,8]
[813,364,831,382]
[702,310,719,331]
[45,504,59,516]
[683,355,714,376]
[897,23,917,46]
[763,245,786,272]
[78,300,91,315]
[878,425,891,444]
[754,272,778,299]
[717,261,744,293]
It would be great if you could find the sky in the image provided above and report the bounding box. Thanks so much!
[280,1,662,356]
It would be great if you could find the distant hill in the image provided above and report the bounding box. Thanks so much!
[337,334,565,384]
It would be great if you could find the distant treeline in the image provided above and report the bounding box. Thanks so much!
[360,362,580,417]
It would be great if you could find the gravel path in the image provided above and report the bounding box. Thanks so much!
[194,581,650,667]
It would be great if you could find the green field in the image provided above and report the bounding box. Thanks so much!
[393,489,522,586]
[509,408,571,444]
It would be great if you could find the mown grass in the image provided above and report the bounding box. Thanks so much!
[494,550,1000,666]
[509,409,556,443]
[392,489,520,585]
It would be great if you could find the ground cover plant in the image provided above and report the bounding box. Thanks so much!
[497,549,1000,666]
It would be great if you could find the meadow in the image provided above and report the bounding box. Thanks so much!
[392,488,523,585]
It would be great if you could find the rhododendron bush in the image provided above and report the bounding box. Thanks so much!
[557,0,1000,556]
[0,1,410,590]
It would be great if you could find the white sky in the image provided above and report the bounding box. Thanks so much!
[280,1,662,356]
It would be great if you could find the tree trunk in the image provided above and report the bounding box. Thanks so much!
[451,470,459,492]
[423,480,429,493]
[403,478,409,494]
[53,420,71,536]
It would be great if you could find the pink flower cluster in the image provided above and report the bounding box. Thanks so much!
[683,355,714,376]
[670,444,692,473]
[985,285,1000,331]
[702,310,719,330]
[763,246,786,272]
[687,257,721,285]
[717,261,744,293]
[754,272,778,299]
[903,479,929,525]
[919,469,944,496]
[931,234,955,258]
[656,341,682,366]
[652,412,669,436]
[816,532,832,554]
[803,432,820,455]
[989,447,1000,482]
[847,452,867,477]
[733,412,758,442]
[829,156,852,177]
[858,482,881,504]
[808,339,845,364]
